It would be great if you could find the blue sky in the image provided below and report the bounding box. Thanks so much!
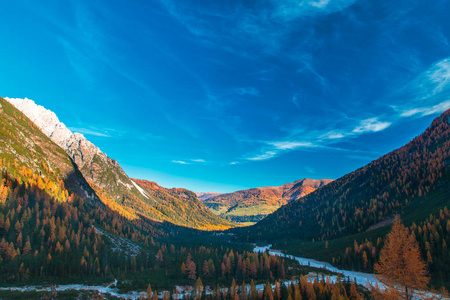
[1,0,450,192]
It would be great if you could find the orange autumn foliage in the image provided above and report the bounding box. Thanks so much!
[372,216,429,300]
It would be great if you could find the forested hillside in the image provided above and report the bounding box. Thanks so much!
[0,99,255,286]
[4,97,234,231]
[0,166,326,292]
[236,109,450,289]
[133,179,235,230]
[0,97,367,299]
[0,98,96,202]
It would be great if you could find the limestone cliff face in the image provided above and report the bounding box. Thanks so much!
[5,97,136,200]
[0,97,97,201]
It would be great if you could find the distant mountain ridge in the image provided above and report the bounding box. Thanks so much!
[196,192,223,201]
[5,97,234,230]
[204,178,332,223]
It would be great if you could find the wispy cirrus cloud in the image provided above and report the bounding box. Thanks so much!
[394,57,450,118]
[60,1,165,102]
[69,127,111,137]
[244,57,450,163]
[191,159,206,163]
[322,132,345,139]
[352,118,391,133]
[245,115,393,161]
[246,151,277,161]
[246,140,317,161]
[426,58,450,94]
[60,38,97,86]
[172,158,209,165]
[235,87,261,97]
[172,160,190,165]
[269,0,358,21]
[400,100,450,118]
[320,117,391,141]
[269,141,316,150]
[157,0,357,57]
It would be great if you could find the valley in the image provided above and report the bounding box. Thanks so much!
[0,243,376,299]
[0,95,449,299]
[203,178,332,223]
[4,1,450,298]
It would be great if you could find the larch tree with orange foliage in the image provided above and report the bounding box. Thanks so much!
[372,216,429,300]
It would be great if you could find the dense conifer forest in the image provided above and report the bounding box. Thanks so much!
[235,109,450,290]
[1,92,449,298]
[0,159,339,296]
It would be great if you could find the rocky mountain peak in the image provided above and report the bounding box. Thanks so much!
[4,97,135,198]
[5,97,72,143]
[5,97,105,171]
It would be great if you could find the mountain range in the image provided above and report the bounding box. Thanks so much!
[1,95,449,290]
[3,97,233,231]
[203,178,332,223]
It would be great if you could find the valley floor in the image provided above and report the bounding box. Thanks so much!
[254,245,447,300]
[253,245,379,288]
[1,244,445,299]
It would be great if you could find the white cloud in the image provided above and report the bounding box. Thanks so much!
[172,160,190,165]
[244,115,394,163]
[69,127,110,137]
[426,58,450,95]
[392,58,450,120]
[238,59,450,165]
[269,141,315,150]
[191,159,206,163]
[271,0,358,20]
[352,118,391,133]
[310,0,331,8]
[400,100,450,118]
[245,141,315,162]
[323,132,345,139]
[158,0,357,58]
[246,151,277,161]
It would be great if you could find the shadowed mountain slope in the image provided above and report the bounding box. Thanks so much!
[5,97,234,230]
[0,97,96,202]
[238,109,450,242]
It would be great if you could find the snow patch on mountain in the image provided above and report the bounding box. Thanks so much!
[131,180,150,199]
